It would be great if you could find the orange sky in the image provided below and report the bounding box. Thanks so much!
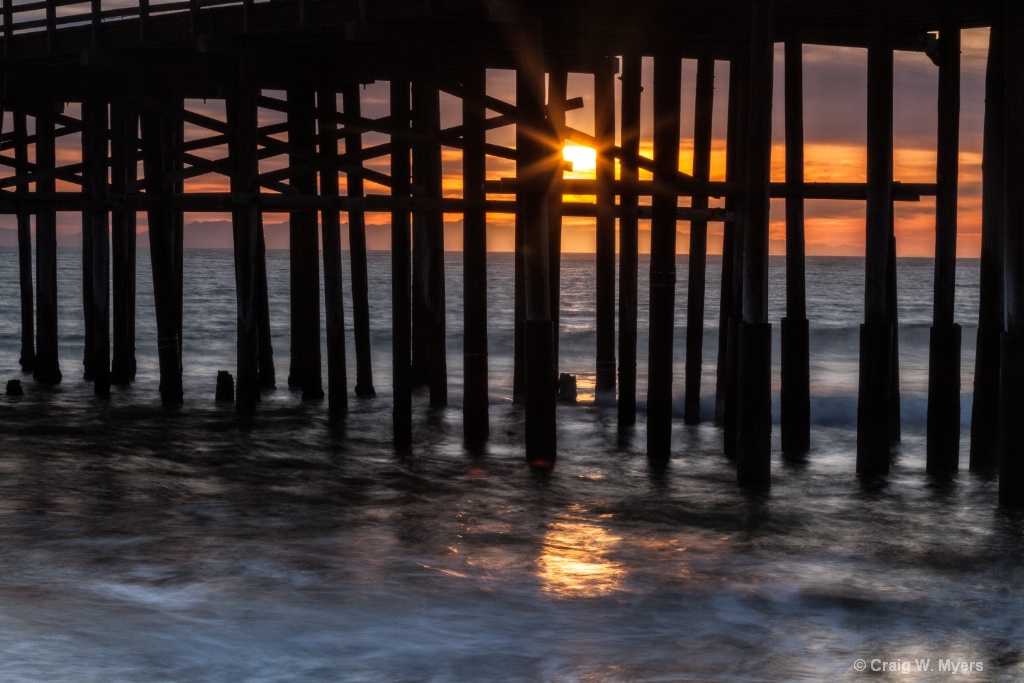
[16,29,991,258]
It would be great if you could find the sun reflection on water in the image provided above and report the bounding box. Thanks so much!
[537,508,625,598]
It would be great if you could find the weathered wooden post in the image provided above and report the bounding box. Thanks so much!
[227,52,261,411]
[736,0,775,488]
[33,102,62,385]
[516,31,558,466]
[683,57,714,425]
[857,0,895,475]
[341,83,376,398]
[647,52,682,465]
[255,211,275,389]
[391,77,413,450]
[463,64,490,446]
[926,20,962,473]
[547,64,567,379]
[82,96,111,397]
[287,83,324,400]
[970,17,1005,472]
[1000,0,1024,506]
[618,53,642,427]
[13,112,34,374]
[318,84,349,414]
[781,40,811,453]
[512,70,527,405]
[110,99,138,385]
[595,61,617,404]
[722,52,749,457]
[139,97,183,405]
[412,78,447,408]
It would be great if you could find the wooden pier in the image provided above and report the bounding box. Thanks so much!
[0,0,1019,501]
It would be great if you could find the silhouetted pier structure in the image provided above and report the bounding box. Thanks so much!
[0,0,1020,502]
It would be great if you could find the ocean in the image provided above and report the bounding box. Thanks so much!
[0,246,1020,682]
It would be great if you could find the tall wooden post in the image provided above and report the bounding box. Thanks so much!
[82,141,95,382]
[547,64,567,379]
[646,53,682,465]
[412,79,447,408]
[781,40,811,453]
[736,0,775,488]
[512,71,528,405]
[13,112,35,374]
[33,103,62,385]
[722,52,750,457]
[595,63,617,403]
[970,17,1005,471]
[391,78,413,450]
[172,98,184,374]
[926,20,962,473]
[227,52,261,411]
[318,84,349,414]
[463,64,490,446]
[517,31,558,466]
[255,211,276,389]
[110,99,137,385]
[618,53,642,427]
[287,84,324,400]
[684,57,715,425]
[1000,0,1024,506]
[342,83,376,398]
[857,0,895,475]
[139,97,183,405]
[82,96,111,397]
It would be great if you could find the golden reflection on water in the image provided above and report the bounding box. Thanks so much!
[537,509,625,598]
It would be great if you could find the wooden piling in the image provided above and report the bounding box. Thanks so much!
[512,72,527,405]
[547,64,567,381]
[517,34,558,466]
[82,183,95,381]
[463,64,489,446]
[1000,0,1024,506]
[139,97,183,405]
[857,0,895,475]
[13,112,34,374]
[683,57,714,425]
[82,96,111,397]
[341,83,376,398]
[255,211,276,389]
[412,79,447,408]
[287,84,324,400]
[391,77,413,450]
[736,0,775,489]
[781,40,811,453]
[721,52,749,457]
[618,53,642,427]
[970,17,1005,472]
[227,53,261,411]
[110,99,137,385]
[646,53,682,465]
[33,103,62,385]
[926,20,962,474]
[173,99,185,372]
[594,64,617,404]
[318,84,349,414]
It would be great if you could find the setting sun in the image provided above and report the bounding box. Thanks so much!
[562,143,597,174]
